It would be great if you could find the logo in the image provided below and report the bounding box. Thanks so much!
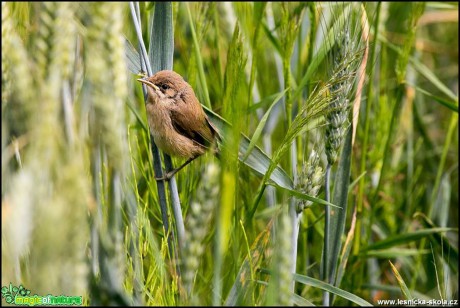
[1,283,82,306]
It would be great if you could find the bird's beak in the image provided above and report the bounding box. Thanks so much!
[137,78,159,91]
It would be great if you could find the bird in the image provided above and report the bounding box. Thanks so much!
[137,70,219,181]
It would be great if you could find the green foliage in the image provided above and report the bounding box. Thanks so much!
[2,2,458,306]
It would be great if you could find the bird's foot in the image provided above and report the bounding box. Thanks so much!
[155,171,175,182]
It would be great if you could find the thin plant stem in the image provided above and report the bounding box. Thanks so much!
[322,163,332,306]
[289,202,301,292]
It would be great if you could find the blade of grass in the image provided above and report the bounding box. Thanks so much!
[378,34,458,104]
[269,182,339,209]
[389,261,413,300]
[327,126,353,286]
[410,84,458,112]
[288,271,373,306]
[334,205,357,293]
[364,227,456,251]
[149,1,185,253]
[414,212,459,273]
[242,88,288,161]
[361,248,430,258]
[186,3,211,109]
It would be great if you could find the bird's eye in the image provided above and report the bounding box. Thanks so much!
[161,84,169,90]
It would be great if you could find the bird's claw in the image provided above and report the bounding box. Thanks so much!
[155,171,175,182]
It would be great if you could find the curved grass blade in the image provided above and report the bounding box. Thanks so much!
[335,205,357,292]
[249,90,289,112]
[363,227,457,251]
[242,88,288,161]
[409,57,457,103]
[414,212,459,273]
[389,261,412,300]
[269,182,339,209]
[411,84,458,112]
[186,3,211,108]
[292,294,315,306]
[379,35,458,103]
[285,271,372,306]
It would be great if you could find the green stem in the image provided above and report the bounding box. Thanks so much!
[322,163,332,306]
[283,55,292,128]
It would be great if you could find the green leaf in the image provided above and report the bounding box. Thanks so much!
[186,3,211,108]
[261,22,282,55]
[125,37,143,75]
[291,272,373,306]
[379,35,458,103]
[363,228,457,251]
[269,182,339,209]
[414,212,459,273]
[395,2,425,83]
[249,90,288,112]
[242,88,288,161]
[360,248,430,259]
[328,127,353,285]
[411,84,458,112]
[410,58,458,103]
[292,293,315,306]
[149,2,173,74]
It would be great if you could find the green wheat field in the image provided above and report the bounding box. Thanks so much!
[2,2,458,306]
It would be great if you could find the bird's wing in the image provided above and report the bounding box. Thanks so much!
[169,105,216,149]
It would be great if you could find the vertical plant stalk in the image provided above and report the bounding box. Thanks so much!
[277,4,306,294]
[263,3,285,208]
[129,3,168,237]
[213,23,247,306]
[150,2,186,254]
[129,2,185,256]
[322,163,332,306]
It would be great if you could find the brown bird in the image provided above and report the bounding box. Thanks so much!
[137,70,219,181]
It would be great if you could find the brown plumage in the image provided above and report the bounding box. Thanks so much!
[137,70,218,179]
